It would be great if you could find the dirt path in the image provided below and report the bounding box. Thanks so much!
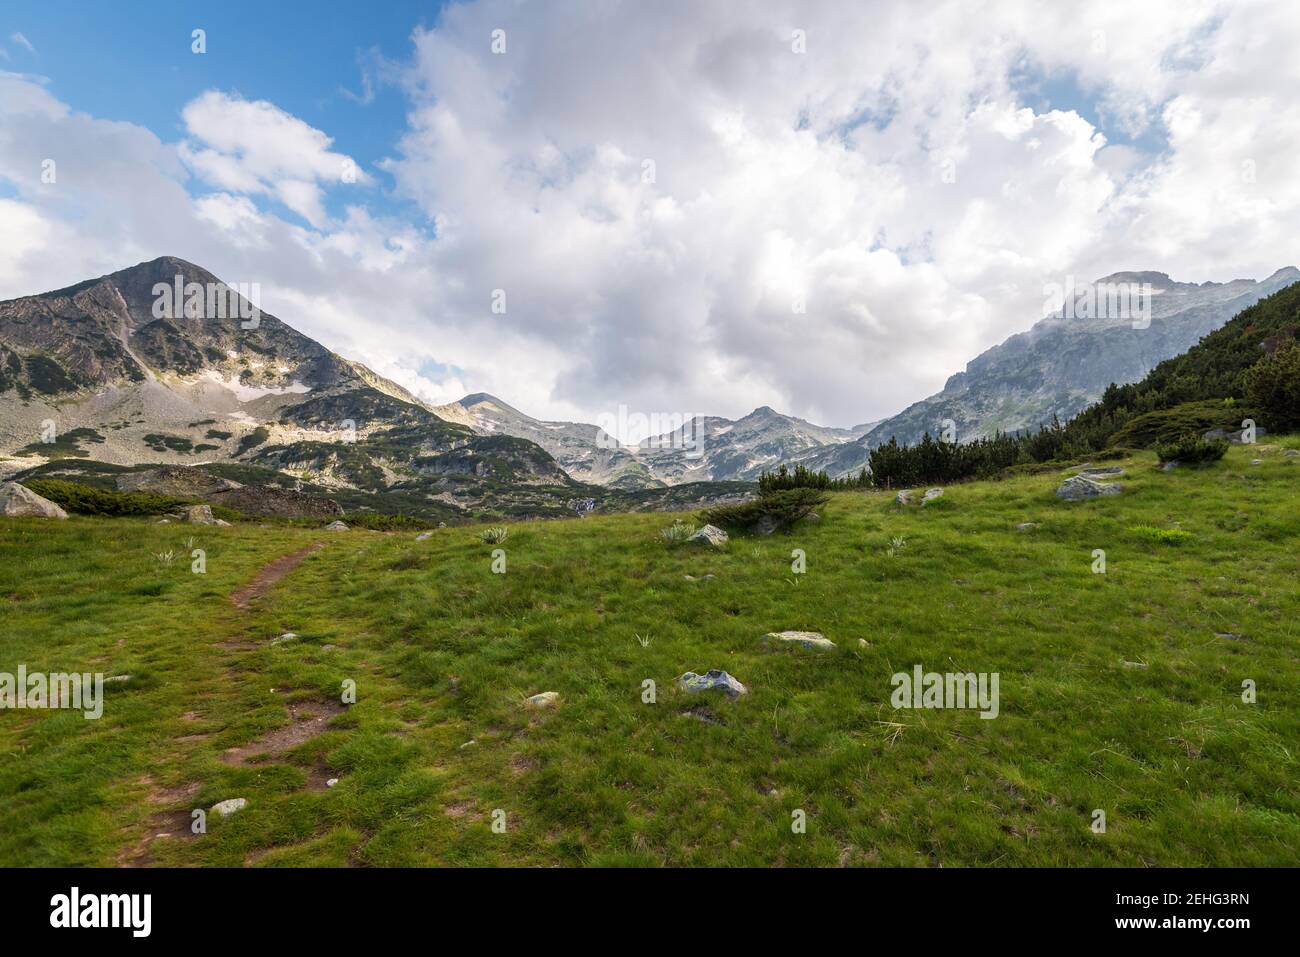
[230,542,326,611]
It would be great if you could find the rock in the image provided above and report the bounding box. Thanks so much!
[155,518,171,524]
[1015,522,1039,531]
[688,524,728,548]
[1056,475,1122,501]
[326,778,339,788]
[762,630,837,652]
[857,639,870,648]
[1121,660,1148,670]
[116,466,240,497]
[894,490,913,506]
[1251,459,1262,465]
[1205,426,1268,444]
[1285,449,1299,458]
[1215,632,1244,641]
[458,739,477,750]
[415,532,433,541]
[183,504,219,525]
[210,798,247,818]
[921,487,945,505]
[271,632,298,645]
[752,515,779,536]
[437,522,447,528]
[105,675,130,683]
[676,669,747,699]
[683,574,715,581]
[324,520,349,531]
[525,691,559,710]
[213,518,232,527]
[209,485,344,519]
[1160,461,1179,471]
[0,482,69,519]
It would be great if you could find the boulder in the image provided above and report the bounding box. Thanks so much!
[762,630,837,652]
[894,490,913,505]
[1055,475,1122,501]
[525,691,559,710]
[0,482,68,519]
[688,524,728,548]
[183,504,219,525]
[324,520,349,532]
[921,488,945,505]
[676,669,747,699]
[209,485,343,519]
[210,798,247,818]
[116,466,239,497]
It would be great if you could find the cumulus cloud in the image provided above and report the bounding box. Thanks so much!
[2,1,1300,431]
[179,91,369,227]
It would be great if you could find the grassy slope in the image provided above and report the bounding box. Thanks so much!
[2,441,1298,867]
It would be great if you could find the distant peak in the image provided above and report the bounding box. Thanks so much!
[1267,266,1300,281]
[460,392,505,407]
[1092,270,1176,289]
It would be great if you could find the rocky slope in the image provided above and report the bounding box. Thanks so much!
[0,257,576,513]
[436,394,874,488]
[811,267,1300,476]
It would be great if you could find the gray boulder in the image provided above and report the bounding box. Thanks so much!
[676,669,747,699]
[1056,475,1122,501]
[0,482,68,519]
[921,488,945,505]
[183,504,219,525]
[894,490,913,505]
[762,630,836,652]
[688,524,728,548]
[210,798,247,818]
[324,520,349,532]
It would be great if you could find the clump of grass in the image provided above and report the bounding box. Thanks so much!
[660,520,696,544]
[479,526,508,544]
[1128,525,1195,545]
[886,535,906,556]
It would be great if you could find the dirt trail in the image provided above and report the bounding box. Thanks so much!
[230,542,326,611]
[220,700,346,766]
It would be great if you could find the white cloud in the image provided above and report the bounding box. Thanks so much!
[10,32,36,56]
[179,91,369,227]
[2,1,1299,431]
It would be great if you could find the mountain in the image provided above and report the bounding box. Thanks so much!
[0,257,583,516]
[435,394,874,487]
[812,266,1300,476]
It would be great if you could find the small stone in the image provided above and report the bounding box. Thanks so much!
[676,670,747,699]
[105,675,130,683]
[321,644,336,650]
[688,524,728,548]
[324,520,349,531]
[416,532,433,541]
[1251,459,1262,465]
[857,639,870,649]
[1015,522,1039,531]
[214,518,232,527]
[459,739,477,750]
[183,504,219,525]
[1080,467,1125,477]
[525,691,559,710]
[1160,461,1179,471]
[1056,475,1122,501]
[1284,449,1299,458]
[211,798,247,818]
[762,630,837,652]
[894,490,913,506]
[326,778,339,788]
[271,632,298,645]
[1215,632,1244,641]
[683,573,715,581]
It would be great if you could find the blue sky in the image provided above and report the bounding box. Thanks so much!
[3,0,444,221]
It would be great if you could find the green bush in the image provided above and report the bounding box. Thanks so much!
[699,488,828,533]
[23,479,194,516]
[1152,434,1228,465]
[345,513,436,531]
[479,526,508,544]
[1245,344,1300,432]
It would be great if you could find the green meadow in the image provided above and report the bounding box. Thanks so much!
[2,441,1298,867]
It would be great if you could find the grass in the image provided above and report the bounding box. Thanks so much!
[2,441,1298,866]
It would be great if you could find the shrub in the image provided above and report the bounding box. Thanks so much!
[23,479,194,516]
[1245,343,1300,432]
[699,488,827,533]
[660,520,697,544]
[346,513,436,531]
[1152,434,1228,465]
[479,526,508,544]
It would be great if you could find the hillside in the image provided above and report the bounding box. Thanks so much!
[3,440,1297,866]
[815,267,1299,476]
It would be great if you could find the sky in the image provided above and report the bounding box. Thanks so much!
[2,0,1299,435]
